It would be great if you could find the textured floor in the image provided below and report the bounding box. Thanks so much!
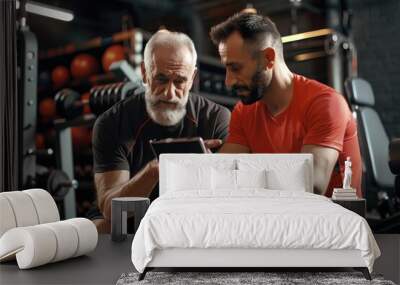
[117,271,396,285]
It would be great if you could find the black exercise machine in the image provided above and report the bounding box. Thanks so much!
[345,78,400,233]
[16,1,87,218]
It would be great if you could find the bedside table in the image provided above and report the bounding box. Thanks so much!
[111,197,150,242]
[332,198,366,217]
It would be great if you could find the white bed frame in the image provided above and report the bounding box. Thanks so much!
[138,154,371,280]
[148,248,365,268]
[141,248,371,280]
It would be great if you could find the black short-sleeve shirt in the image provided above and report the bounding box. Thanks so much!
[92,88,231,199]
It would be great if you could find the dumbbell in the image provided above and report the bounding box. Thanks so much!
[55,88,86,120]
[89,82,127,115]
[55,83,123,119]
[47,169,79,202]
[90,81,140,114]
[33,167,78,202]
[55,81,139,120]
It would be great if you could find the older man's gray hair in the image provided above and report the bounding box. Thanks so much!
[143,30,197,72]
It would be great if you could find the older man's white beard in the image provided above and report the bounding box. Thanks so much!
[144,89,189,126]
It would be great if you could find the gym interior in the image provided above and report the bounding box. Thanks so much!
[1,0,399,284]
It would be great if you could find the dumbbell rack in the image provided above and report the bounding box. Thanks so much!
[54,114,96,218]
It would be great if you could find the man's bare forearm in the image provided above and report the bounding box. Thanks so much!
[101,168,158,220]
[301,145,338,196]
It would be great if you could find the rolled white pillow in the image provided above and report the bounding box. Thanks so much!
[0,189,59,238]
[0,218,98,269]
[0,226,57,269]
[23,189,60,224]
[42,221,79,263]
[0,191,39,227]
[64,218,98,257]
[0,196,17,238]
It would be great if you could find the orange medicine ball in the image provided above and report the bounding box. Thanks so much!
[51,65,70,88]
[101,45,125,72]
[39,98,56,121]
[70,53,99,79]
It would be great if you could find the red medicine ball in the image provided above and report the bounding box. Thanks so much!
[39,98,56,122]
[101,45,125,72]
[51,65,70,88]
[70,54,99,79]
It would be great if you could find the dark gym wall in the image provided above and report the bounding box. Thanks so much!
[349,0,400,139]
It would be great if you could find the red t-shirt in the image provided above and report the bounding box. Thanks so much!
[226,74,362,197]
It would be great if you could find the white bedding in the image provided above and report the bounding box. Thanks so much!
[131,190,380,273]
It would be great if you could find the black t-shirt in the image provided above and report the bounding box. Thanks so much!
[92,88,231,200]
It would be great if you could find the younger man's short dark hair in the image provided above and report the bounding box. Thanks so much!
[210,12,283,58]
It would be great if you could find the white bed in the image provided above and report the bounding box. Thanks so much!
[131,154,380,280]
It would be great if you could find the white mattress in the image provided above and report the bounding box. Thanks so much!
[131,190,380,273]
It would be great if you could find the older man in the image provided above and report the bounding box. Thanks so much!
[92,30,230,231]
[210,13,362,197]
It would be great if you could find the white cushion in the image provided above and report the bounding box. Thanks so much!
[238,159,309,192]
[0,189,60,238]
[237,169,267,188]
[64,218,98,257]
[0,226,57,269]
[266,162,308,191]
[0,218,98,269]
[42,221,78,262]
[167,162,212,191]
[212,169,237,190]
[0,196,17,238]
[23,189,60,224]
[211,169,267,191]
[0,191,39,227]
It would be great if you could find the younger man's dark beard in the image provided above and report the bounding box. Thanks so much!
[230,69,265,105]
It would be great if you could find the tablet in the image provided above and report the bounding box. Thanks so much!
[149,137,207,159]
